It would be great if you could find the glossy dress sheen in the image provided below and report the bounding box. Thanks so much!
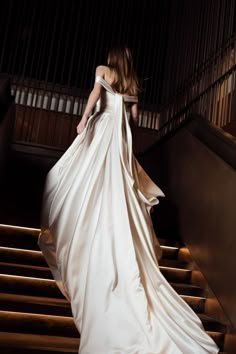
[38,76,219,354]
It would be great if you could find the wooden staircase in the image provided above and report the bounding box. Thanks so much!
[0,224,227,353]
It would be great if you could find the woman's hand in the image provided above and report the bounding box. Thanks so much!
[77,117,87,134]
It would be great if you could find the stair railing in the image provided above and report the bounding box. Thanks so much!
[141,34,236,139]
[10,33,236,149]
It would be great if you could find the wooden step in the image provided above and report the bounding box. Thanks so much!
[158,238,183,247]
[0,333,225,353]
[0,292,205,317]
[181,295,206,313]
[160,245,179,260]
[0,332,224,353]
[0,247,47,266]
[0,236,181,262]
[0,227,182,261]
[0,262,192,286]
[0,331,79,353]
[0,293,72,317]
[0,274,205,300]
[0,348,77,354]
[0,310,225,345]
[0,246,185,271]
[170,282,204,296]
[0,262,52,279]
[0,311,79,337]
[0,225,40,237]
[159,258,188,268]
[206,331,225,351]
[0,274,63,298]
[0,229,39,251]
[198,313,227,333]
[159,265,191,283]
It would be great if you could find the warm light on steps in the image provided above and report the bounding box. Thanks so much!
[0,293,69,305]
[0,292,205,305]
[0,224,180,249]
[0,291,206,316]
[0,331,224,353]
[0,245,179,257]
[0,310,79,337]
[0,224,227,351]
[0,331,80,352]
[0,274,62,297]
[160,245,179,250]
[0,245,188,272]
[0,310,73,321]
[0,309,225,332]
[0,274,202,296]
[0,261,48,269]
[0,262,51,273]
[159,266,191,272]
[0,264,190,276]
[0,224,40,235]
[0,273,55,282]
[1,272,197,285]
[0,310,225,350]
[0,246,41,254]
[0,273,206,314]
[0,273,202,298]
[169,282,204,297]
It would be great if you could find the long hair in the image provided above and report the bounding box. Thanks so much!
[107,46,139,96]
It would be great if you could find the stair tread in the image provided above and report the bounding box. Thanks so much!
[0,245,181,263]
[0,262,53,279]
[0,309,222,324]
[0,273,202,299]
[0,274,63,298]
[0,330,224,353]
[0,331,79,352]
[0,310,79,337]
[0,310,226,335]
[170,282,202,289]
[170,282,204,296]
[0,263,192,285]
[158,238,183,247]
[159,258,188,268]
[0,292,205,317]
[0,246,47,266]
[0,225,40,235]
[0,293,69,305]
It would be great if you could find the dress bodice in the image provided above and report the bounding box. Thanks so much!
[95,76,138,114]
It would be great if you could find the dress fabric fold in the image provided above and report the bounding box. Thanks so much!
[38,76,219,354]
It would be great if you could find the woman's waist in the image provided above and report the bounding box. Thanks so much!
[94,105,113,114]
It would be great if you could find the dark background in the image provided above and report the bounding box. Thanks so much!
[1,0,235,107]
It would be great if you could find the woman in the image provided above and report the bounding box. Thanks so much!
[38,46,219,353]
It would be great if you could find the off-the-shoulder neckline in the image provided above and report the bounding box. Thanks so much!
[95,76,138,100]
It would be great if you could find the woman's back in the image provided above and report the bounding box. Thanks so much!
[97,65,138,99]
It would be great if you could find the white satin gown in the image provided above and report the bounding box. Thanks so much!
[38,76,219,354]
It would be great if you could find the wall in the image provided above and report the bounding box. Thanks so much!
[0,77,15,180]
[139,116,236,329]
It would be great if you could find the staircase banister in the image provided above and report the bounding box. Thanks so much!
[186,114,236,170]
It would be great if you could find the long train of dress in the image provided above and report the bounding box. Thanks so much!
[38,76,219,353]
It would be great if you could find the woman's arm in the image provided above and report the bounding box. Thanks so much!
[130,102,139,155]
[131,102,138,125]
[77,66,105,134]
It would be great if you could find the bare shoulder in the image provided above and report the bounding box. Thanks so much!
[95,65,109,77]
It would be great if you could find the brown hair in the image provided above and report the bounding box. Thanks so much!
[107,46,139,96]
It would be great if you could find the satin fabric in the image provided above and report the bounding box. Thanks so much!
[38,76,219,354]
